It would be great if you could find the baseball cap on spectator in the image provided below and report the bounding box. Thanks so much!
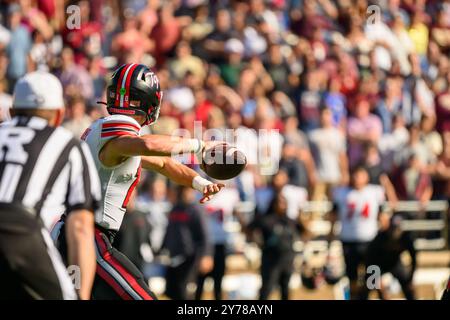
[243,27,267,56]
[225,38,244,55]
[167,87,195,111]
[12,71,64,110]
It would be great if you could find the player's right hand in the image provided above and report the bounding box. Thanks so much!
[199,183,225,203]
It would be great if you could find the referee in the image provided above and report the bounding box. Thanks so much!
[0,71,101,300]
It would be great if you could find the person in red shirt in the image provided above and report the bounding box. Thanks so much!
[150,3,191,66]
[435,90,450,134]
[62,0,102,66]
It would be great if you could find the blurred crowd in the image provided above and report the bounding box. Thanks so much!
[0,0,449,299]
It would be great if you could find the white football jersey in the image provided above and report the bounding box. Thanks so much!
[334,185,385,242]
[81,114,142,231]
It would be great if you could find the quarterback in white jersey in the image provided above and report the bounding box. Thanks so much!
[56,63,224,300]
[329,165,387,299]
[82,114,146,232]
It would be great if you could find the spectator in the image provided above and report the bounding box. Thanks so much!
[136,175,172,254]
[361,214,416,300]
[279,140,309,190]
[362,143,398,205]
[378,114,410,171]
[115,192,153,277]
[375,77,403,134]
[111,10,154,65]
[392,153,433,204]
[6,4,31,91]
[395,124,435,168]
[298,69,324,133]
[265,43,290,93]
[151,3,189,66]
[220,38,244,88]
[270,169,307,222]
[58,47,94,101]
[431,132,450,202]
[323,77,347,130]
[62,95,93,138]
[309,107,349,200]
[329,166,387,299]
[169,41,205,81]
[408,11,429,59]
[195,185,240,300]
[435,86,450,134]
[254,98,283,177]
[162,186,213,300]
[347,96,383,168]
[420,115,443,159]
[62,0,101,65]
[239,192,303,300]
[204,9,232,64]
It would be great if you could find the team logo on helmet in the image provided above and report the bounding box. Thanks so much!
[105,63,163,126]
[145,72,159,88]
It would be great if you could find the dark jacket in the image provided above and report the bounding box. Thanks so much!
[162,203,212,259]
[366,229,416,273]
[115,210,152,270]
[248,212,301,263]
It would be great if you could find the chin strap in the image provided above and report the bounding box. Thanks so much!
[103,103,157,126]
[107,107,138,116]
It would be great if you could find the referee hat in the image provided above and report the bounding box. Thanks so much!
[12,71,64,110]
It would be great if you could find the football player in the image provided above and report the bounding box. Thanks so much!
[53,63,224,300]
[328,165,388,299]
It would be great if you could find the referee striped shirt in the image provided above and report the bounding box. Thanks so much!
[0,116,101,229]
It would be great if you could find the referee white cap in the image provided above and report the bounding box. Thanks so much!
[12,71,64,110]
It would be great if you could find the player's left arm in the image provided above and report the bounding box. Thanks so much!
[379,173,398,205]
[141,156,224,203]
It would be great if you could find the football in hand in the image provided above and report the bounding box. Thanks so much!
[201,144,247,180]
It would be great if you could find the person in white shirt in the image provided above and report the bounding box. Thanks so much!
[195,183,240,300]
[309,107,349,200]
[329,165,388,299]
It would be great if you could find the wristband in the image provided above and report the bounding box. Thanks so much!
[192,176,212,193]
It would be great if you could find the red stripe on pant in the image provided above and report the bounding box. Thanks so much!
[96,264,133,300]
[94,229,154,300]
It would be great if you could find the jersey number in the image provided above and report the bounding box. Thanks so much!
[347,202,370,219]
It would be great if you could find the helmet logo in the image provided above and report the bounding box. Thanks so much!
[120,87,126,95]
[145,72,159,88]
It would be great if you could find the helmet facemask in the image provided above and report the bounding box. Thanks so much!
[145,91,163,126]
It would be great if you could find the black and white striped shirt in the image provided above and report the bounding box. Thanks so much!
[0,116,101,229]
